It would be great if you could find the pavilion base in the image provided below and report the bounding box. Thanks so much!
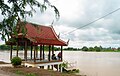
[23,60,63,72]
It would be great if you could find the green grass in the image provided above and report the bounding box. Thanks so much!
[15,70,37,76]
[26,73,37,76]
[15,70,24,75]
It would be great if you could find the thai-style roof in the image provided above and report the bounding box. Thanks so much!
[7,22,68,46]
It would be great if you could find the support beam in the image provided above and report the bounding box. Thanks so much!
[34,46,36,63]
[30,45,33,59]
[10,45,13,60]
[16,42,19,57]
[52,45,54,55]
[51,65,53,70]
[57,64,59,71]
[61,46,63,61]
[51,45,54,62]
[40,45,42,60]
[60,64,62,72]
[48,45,51,61]
[24,41,27,61]
[48,65,50,70]
[35,46,38,58]
[24,45,25,60]
[43,45,45,60]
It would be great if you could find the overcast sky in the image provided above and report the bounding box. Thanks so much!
[1,0,120,48]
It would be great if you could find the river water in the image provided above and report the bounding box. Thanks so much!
[0,51,120,76]
[63,51,120,76]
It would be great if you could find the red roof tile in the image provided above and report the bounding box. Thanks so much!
[24,23,67,46]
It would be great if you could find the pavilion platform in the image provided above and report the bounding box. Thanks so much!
[23,60,63,72]
[6,21,68,72]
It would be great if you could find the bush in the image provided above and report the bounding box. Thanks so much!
[61,62,68,68]
[11,57,22,67]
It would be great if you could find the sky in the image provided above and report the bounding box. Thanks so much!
[1,0,120,48]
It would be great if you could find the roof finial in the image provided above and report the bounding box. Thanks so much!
[58,33,60,38]
[51,20,54,26]
[67,39,70,45]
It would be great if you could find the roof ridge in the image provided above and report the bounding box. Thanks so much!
[25,21,51,28]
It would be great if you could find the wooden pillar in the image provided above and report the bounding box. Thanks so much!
[51,65,54,70]
[35,46,38,58]
[61,46,63,61]
[48,45,51,69]
[43,45,45,60]
[48,65,50,70]
[34,46,36,62]
[24,41,27,61]
[10,45,13,60]
[52,45,54,55]
[48,45,51,61]
[51,45,54,70]
[60,64,62,72]
[16,42,19,57]
[40,45,42,60]
[30,45,33,59]
[24,45,25,60]
[57,64,59,71]
[42,45,44,69]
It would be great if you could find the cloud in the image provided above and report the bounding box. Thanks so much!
[28,0,120,48]
[1,0,120,48]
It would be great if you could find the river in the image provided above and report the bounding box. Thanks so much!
[0,51,120,76]
[63,51,120,76]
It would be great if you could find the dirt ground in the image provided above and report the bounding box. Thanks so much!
[0,67,83,76]
[0,61,85,76]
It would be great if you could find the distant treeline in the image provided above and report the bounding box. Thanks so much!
[63,46,120,52]
[0,44,60,51]
[81,46,120,52]
[1,44,120,52]
[64,47,81,51]
[0,45,23,50]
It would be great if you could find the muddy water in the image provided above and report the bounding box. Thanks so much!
[63,51,120,76]
[0,51,10,62]
[0,51,120,76]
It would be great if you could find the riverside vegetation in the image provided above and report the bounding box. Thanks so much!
[0,44,120,52]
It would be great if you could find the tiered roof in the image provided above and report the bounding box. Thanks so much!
[7,22,68,46]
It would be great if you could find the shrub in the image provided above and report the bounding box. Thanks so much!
[61,62,68,68]
[11,57,22,67]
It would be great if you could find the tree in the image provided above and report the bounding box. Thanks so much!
[89,47,94,51]
[0,0,59,42]
[0,44,11,50]
[82,46,88,51]
[117,47,120,51]
[94,46,101,52]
